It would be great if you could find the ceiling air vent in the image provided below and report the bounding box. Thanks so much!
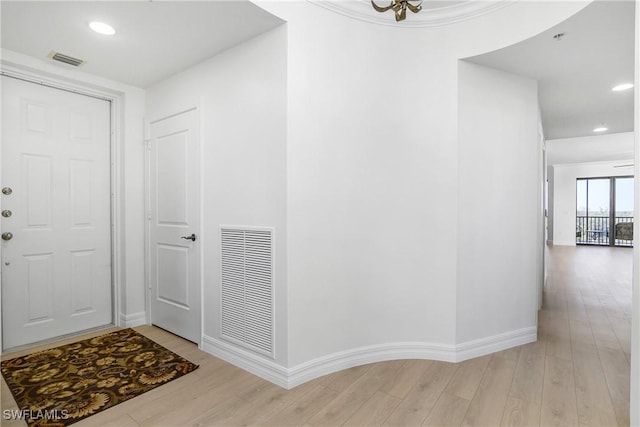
[48,51,85,67]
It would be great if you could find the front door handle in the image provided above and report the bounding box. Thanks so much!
[181,233,196,242]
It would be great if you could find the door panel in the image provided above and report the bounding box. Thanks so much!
[1,76,112,349]
[148,108,200,343]
[70,160,94,226]
[25,253,54,322]
[157,244,189,307]
[24,154,53,226]
[157,132,189,225]
[71,250,96,313]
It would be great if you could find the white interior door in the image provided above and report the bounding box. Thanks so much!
[1,76,112,350]
[148,108,200,343]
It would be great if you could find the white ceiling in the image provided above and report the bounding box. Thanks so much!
[467,0,635,140]
[1,1,634,139]
[309,0,512,28]
[1,1,284,88]
[546,132,634,165]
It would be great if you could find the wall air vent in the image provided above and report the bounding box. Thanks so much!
[220,226,274,357]
[48,51,85,67]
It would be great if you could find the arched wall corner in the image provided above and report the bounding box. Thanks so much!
[215,0,602,387]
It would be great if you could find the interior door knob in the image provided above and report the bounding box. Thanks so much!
[2,232,13,241]
[2,210,12,217]
[1,187,12,195]
[181,233,196,242]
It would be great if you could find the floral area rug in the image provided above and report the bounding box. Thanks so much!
[1,328,198,426]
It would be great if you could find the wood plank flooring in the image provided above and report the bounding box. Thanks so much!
[1,245,632,426]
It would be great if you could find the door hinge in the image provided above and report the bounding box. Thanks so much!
[145,139,151,151]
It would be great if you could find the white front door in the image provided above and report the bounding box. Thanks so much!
[1,76,112,350]
[148,108,200,343]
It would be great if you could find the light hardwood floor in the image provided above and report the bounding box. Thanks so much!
[1,245,632,426]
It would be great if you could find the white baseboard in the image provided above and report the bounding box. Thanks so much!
[201,327,537,389]
[119,311,147,328]
[201,335,289,388]
[286,341,457,388]
[553,240,576,246]
[454,327,537,361]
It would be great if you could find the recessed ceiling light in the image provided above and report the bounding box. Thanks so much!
[89,21,116,36]
[593,127,608,133]
[612,83,634,92]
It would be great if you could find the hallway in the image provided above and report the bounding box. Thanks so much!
[539,245,631,426]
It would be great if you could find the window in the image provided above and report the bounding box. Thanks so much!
[576,176,633,246]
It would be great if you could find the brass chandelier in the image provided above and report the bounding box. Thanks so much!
[371,0,423,22]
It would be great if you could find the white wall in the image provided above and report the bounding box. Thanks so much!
[547,166,555,243]
[0,48,147,326]
[145,27,288,366]
[285,12,461,366]
[630,1,639,423]
[253,0,590,369]
[550,161,634,246]
[457,61,540,343]
[547,132,634,165]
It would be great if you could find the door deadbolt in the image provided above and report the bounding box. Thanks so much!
[1,210,12,218]
[181,233,196,242]
[1,187,12,195]
[2,232,13,241]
